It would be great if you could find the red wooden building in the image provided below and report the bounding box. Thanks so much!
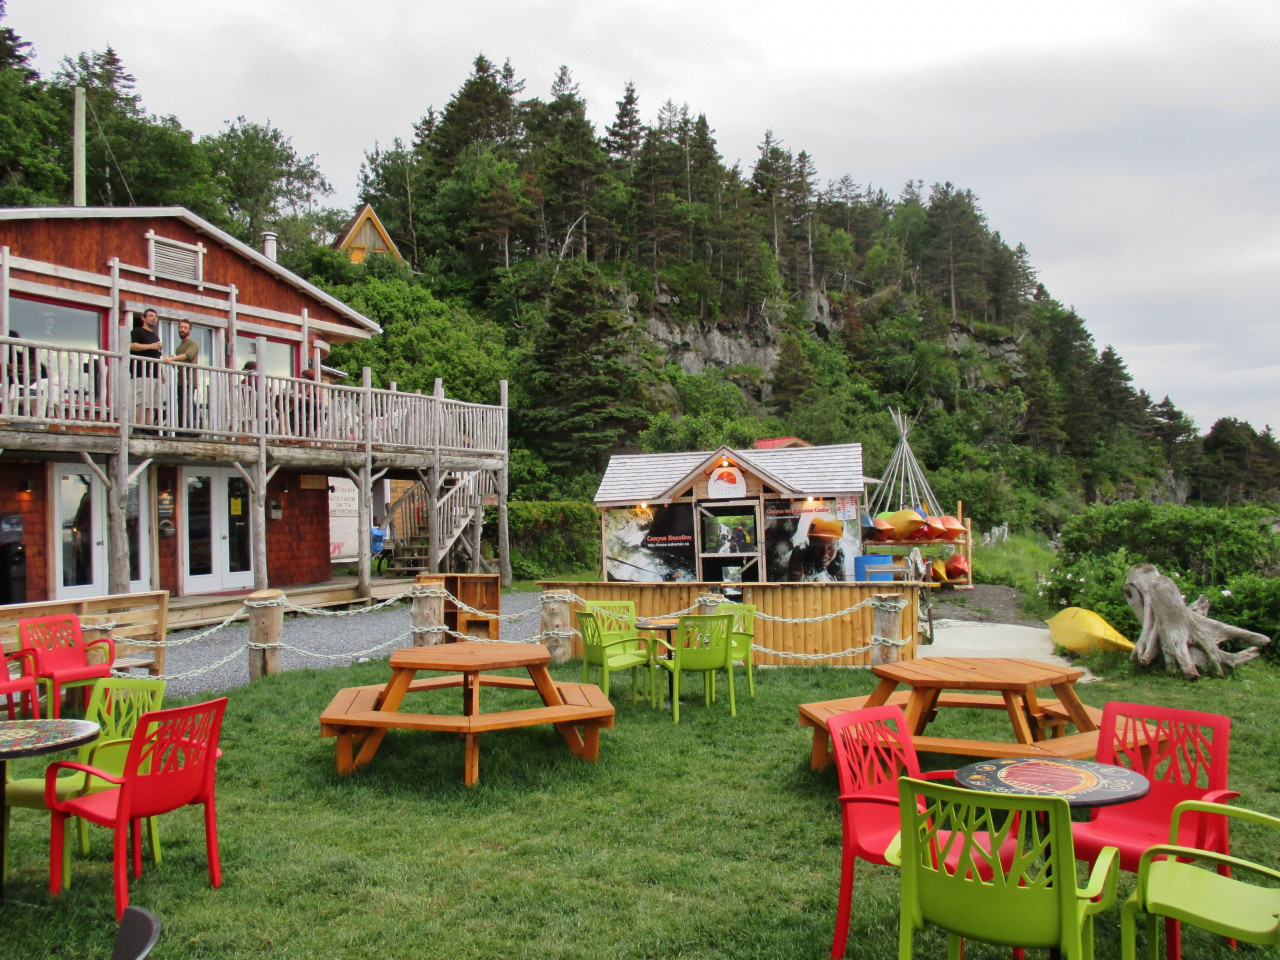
[0,207,509,605]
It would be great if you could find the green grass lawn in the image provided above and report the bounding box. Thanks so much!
[6,656,1280,959]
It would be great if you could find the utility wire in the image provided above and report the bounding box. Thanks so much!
[85,97,136,206]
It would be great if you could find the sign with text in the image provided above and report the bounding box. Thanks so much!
[706,466,746,498]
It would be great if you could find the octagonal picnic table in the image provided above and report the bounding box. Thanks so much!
[800,656,1103,768]
[320,641,615,786]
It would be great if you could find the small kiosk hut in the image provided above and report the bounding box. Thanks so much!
[541,444,924,667]
[594,444,871,584]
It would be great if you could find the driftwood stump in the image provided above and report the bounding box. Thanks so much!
[1124,563,1271,679]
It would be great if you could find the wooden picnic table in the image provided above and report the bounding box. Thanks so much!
[320,641,614,786]
[799,656,1103,768]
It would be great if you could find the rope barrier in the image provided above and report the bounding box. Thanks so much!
[105,582,916,682]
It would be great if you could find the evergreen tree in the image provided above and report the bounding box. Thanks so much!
[603,80,642,176]
[517,260,652,473]
[750,130,789,258]
[923,182,989,327]
[0,1,36,81]
[770,333,815,415]
[0,5,64,205]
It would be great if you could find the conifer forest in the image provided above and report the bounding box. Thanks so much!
[3,11,1278,535]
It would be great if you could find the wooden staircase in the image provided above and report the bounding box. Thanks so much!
[383,470,490,576]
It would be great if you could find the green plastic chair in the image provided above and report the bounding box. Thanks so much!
[720,602,756,697]
[4,675,166,889]
[577,609,651,702]
[1121,800,1280,960]
[651,614,735,724]
[894,777,1119,960]
[585,601,651,685]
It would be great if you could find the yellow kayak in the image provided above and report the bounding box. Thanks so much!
[1047,607,1134,653]
[882,509,926,539]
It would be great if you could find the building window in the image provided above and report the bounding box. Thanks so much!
[236,335,295,377]
[8,295,103,349]
[147,231,205,285]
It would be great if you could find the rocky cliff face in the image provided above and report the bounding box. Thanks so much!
[643,315,781,376]
[946,327,1027,385]
[639,290,1027,396]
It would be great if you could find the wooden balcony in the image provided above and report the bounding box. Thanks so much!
[0,336,507,471]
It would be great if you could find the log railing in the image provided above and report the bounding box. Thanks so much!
[0,337,507,457]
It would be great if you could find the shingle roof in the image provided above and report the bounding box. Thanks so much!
[594,443,872,504]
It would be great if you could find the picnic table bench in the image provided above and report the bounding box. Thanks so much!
[320,642,615,785]
[800,683,1104,769]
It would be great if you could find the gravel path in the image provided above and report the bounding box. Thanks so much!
[161,590,545,698]
[160,585,1040,697]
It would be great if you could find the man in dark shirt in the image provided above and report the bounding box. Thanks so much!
[130,308,162,431]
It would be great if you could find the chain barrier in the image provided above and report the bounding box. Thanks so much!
[108,582,915,682]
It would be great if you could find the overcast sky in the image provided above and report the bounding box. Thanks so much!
[12,0,1279,433]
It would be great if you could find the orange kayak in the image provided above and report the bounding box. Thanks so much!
[919,516,947,540]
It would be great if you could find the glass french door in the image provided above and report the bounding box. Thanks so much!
[53,463,150,599]
[182,467,254,593]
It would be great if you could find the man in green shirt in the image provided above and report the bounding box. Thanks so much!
[162,319,198,430]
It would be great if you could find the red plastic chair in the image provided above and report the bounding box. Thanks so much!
[1,649,40,719]
[828,705,1016,960]
[45,698,227,920]
[1071,701,1235,960]
[20,614,114,719]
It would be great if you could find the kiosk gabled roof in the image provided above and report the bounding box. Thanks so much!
[594,443,871,506]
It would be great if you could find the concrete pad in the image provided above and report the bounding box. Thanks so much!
[921,619,1070,665]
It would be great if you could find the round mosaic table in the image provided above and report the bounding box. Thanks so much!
[0,718,99,897]
[955,756,1150,809]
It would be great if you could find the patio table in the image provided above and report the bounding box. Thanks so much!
[955,756,1150,808]
[320,641,614,786]
[0,718,98,896]
[800,656,1103,768]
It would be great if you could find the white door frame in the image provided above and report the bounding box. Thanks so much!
[179,466,255,594]
[52,463,152,599]
[52,463,106,599]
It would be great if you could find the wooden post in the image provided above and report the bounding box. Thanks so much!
[411,573,446,646]
[356,366,374,597]
[497,380,511,587]
[106,346,130,595]
[696,593,719,616]
[80,615,111,666]
[428,379,443,573]
[541,589,573,664]
[251,336,271,591]
[870,593,909,666]
[105,452,130,595]
[469,488,483,573]
[248,588,283,680]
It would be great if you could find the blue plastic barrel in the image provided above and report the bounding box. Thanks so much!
[854,554,895,582]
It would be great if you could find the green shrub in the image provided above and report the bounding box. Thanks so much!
[1213,573,1280,660]
[1057,501,1280,585]
[1041,548,1149,638]
[1043,501,1280,650]
[488,501,600,580]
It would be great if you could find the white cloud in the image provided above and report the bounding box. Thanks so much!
[9,0,1280,430]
